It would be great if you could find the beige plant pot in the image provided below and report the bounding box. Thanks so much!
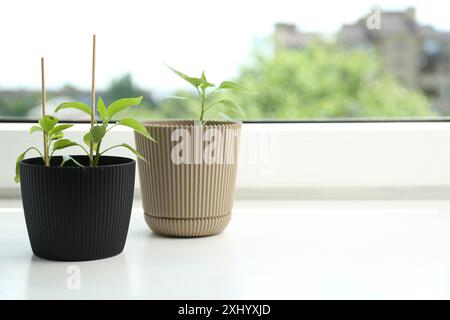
[135,120,242,237]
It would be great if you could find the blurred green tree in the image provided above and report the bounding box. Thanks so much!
[104,74,152,103]
[0,92,39,118]
[0,43,436,121]
[102,74,158,120]
[231,42,434,120]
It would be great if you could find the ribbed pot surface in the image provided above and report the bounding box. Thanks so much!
[135,120,241,237]
[20,155,135,261]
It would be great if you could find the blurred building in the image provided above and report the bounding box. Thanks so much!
[275,23,321,49]
[275,8,450,113]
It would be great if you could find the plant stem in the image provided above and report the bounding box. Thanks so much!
[27,147,44,159]
[93,141,102,166]
[199,89,206,121]
[105,123,118,133]
[99,145,119,155]
[77,144,90,156]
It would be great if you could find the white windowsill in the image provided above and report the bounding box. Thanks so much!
[1,199,450,299]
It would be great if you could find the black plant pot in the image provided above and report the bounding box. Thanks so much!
[19,155,135,261]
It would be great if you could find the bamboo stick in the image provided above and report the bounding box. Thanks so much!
[41,57,49,167]
[89,34,96,164]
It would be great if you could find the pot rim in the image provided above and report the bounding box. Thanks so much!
[140,119,242,128]
[20,155,135,169]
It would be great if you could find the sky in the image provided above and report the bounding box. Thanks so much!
[0,0,449,93]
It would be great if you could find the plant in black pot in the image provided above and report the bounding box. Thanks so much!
[15,38,154,261]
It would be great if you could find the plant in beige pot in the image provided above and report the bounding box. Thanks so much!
[135,66,252,237]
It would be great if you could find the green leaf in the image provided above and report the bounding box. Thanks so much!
[29,125,42,134]
[166,64,202,88]
[14,147,43,183]
[38,115,58,133]
[220,100,246,117]
[50,133,64,141]
[83,132,98,151]
[15,152,26,183]
[218,112,234,121]
[55,101,92,116]
[83,132,91,146]
[209,99,246,117]
[200,71,214,90]
[97,97,108,124]
[217,81,254,94]
[52,139,78,151]
[104,143,148,163]
[118,118,156,142]
[48,124,73,137]
[60,155,84,167]
[120,143,148,162]
[90,125,106,143]
[107,96,143,118]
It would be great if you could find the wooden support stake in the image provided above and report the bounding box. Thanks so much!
[41,57,49,167]
[89,34,96,164]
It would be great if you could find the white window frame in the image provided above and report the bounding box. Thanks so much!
[1,122,449,200]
